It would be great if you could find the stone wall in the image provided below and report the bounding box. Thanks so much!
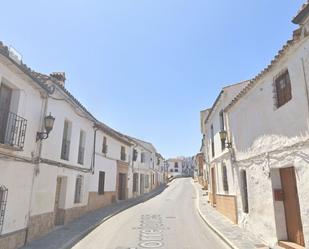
[58,206,87,225]
[216,194,238,224]
[87,191,117,212]
[0,229,26,249]
[27,212,54,242]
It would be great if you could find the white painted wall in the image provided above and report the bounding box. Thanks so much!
[227,33,309,246]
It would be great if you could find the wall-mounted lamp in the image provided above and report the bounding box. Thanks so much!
[36,113,55,141]
[219,130,232,148]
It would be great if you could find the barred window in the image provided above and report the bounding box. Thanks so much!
[240,170,249,213]
[98,171,105,195]
[275,70,292,108]
[222,163,229,192]
[0,186,8,234]
[102,136,108,154]
[133,173,139,192]
[74,175,83,203]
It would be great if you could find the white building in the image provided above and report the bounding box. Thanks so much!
[0,41,166,249]
[224,5,309,248]
[202,81,249,224]
[200,3,309,248]
[88,122,132,212]
[167,157,184,177]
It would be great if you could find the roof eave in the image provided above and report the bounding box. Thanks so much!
[293,4,309,24]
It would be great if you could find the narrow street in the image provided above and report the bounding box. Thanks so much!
[72,178,229,249]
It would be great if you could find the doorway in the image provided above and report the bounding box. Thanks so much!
[211,167,217,206]
[54,177,64,226]
[280,167,305,246]
[118,173,127,200]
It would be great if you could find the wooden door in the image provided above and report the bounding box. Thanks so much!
[0,84,12,143]
[118,173,127,200]
[211,167,217,205]
[280,167,305,246]
[54,177,63,225]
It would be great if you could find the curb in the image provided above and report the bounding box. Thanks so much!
[63,185,167,249]
[192,180,239,249]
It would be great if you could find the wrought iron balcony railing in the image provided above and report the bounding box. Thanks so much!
[0,109,27,149]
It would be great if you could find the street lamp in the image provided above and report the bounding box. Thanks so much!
[36,113,55,141]
[219,130,232,148]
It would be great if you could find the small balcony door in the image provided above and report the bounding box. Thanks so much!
[0,84,12,144]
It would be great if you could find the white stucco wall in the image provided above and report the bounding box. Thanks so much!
[227,34,309,246]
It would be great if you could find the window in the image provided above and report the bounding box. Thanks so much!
[222,163,229,192]
[102,136,108,154]
[275,70,292,108]
[175,162,178,168]
[61,120,71,160]
[78,130,86,165]
[219,110,225,131]
[211,124,215,158]
[240,170,249,213]
[133,149,138,161]
[74,175,83,203]
[175,169,178,172]
[141,152,145,163]
[145,175,149,188]
[98,171,105,195]
[133,173,139,192]
[219,111,226,151]
[120,146,126,161]
[157,157,160,165]
[0,186,8,234]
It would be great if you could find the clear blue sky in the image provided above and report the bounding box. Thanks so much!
[0,0,304,158]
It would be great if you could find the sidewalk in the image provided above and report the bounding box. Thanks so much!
[21,185,166,249]
[194,181,269,249]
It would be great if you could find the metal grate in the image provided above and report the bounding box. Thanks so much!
[0,186,8,234]
[0,109,27,149]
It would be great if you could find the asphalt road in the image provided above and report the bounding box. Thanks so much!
[71,178,230,249]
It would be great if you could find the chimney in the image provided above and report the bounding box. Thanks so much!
[50,72,66,86]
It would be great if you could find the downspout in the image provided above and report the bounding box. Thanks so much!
[224,110,237,193]
[301,57,309,120]
[91,126,98,174]
[25,92,49,244]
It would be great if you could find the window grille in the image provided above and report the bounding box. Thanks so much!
[0,186,8,234]
[74,175,83,203]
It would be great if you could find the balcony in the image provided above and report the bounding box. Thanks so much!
[0,109,27,150]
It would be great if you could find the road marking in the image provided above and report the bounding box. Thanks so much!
[137,215,165,248]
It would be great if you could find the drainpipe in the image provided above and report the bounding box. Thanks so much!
[301,57,309,120]
[91,126,98,174]
[25,92,49,244]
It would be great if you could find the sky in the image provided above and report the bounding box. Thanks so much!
[0,0,305,158]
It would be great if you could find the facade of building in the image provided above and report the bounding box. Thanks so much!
[167,157,184,177]
[203,81,249,225]
[199,3,309,248]
[0,41,166,249]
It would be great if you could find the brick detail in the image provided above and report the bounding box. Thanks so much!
[216,194,238,224]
